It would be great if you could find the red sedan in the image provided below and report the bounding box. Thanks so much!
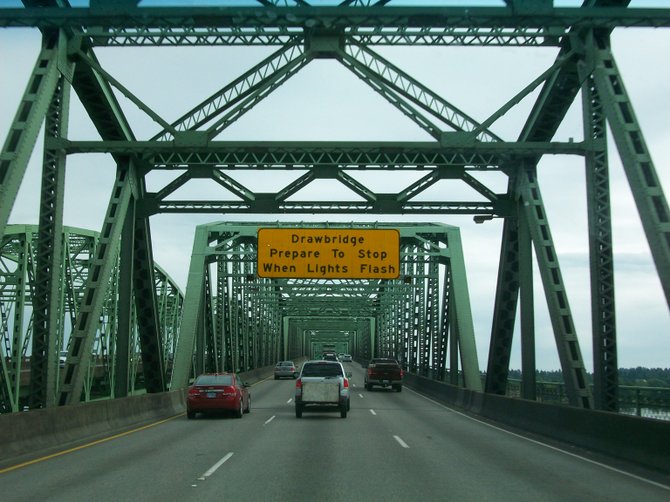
[186,373,250,419]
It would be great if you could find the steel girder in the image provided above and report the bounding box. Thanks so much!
[172,225,284,385]
[2,0,170,406]
[3,5,670,32]
[57,163,133,405]
[580,33,618,412]
[0,225,183,412]
[0,39,61,242]
[1,2,668,411]
[484,0,633,410]
[29,42,71,409]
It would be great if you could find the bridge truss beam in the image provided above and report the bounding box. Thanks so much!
[0,1,668,413]
[0,226,183,412]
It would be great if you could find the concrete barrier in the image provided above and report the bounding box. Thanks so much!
[0,363,290,467]
[0,389,186,466]
[402,372,670,473]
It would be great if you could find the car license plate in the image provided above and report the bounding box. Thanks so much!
[206,392,216,398]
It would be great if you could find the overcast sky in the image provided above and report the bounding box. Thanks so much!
[1,1,669,371]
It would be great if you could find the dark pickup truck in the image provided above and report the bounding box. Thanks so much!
[364,358,403,392]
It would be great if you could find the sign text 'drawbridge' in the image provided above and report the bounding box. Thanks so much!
[257,228,400,279]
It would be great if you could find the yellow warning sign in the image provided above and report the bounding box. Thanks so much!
[257,228,400,279]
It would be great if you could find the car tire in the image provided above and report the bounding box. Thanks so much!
[244,396,251,414]
[274,375,278,380]
[235,400,243,419]
[396,385,402,392]
[365,383,372,391]
[187,410,195,419]
[340,405,347,418]
[295,404,303,418]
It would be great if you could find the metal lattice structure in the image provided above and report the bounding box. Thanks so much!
[1,1,669,412]
[0,225,183,412]
[169,221,481,392]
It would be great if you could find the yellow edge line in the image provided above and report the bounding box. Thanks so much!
[0,413,184,475]
[1,376,273,475]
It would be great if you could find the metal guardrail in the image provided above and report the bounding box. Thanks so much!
[505,379,670,421]
[352,363,670,421]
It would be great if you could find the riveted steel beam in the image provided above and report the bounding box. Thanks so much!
[0,40,61,244]
[2,6,670,31]
[58,163,135,405]
[590,39,670,312]
[30,68,72,409]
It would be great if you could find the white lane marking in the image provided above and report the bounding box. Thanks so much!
[287,398,293,404]
[264,415,276,426]
[358,393,364,398]
[370,409,377,416]
[198,452,234,480]
[405,386,670,491]
[393,435,410,449]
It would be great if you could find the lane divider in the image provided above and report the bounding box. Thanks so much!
[393,435,409,449]
[264,416,276,426]
[370,409,377,416]
[404,386,670,491]
[198,452,234,481]
[0,413,184,474]
[2,367,300,475]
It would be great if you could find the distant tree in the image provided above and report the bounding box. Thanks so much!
[503,367,670,388]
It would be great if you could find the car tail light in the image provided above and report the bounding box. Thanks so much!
[222,386,236,396]
[343,378,349,389]
[295,378,302,389]
[400,369,404,377]
[187,387,200,396]
[367,368,373,376]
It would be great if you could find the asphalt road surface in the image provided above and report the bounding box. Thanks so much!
[2,362,669,502]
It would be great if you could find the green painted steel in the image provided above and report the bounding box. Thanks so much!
[0,225,183,412]
[3,5,670,32]
[579,33,618,412]
[30,63,71,410]
[0,41,61,242]
[170,222,480,390]
[0,1,668,415]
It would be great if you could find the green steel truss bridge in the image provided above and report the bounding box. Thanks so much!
[0,1,669,417]
[0,224,183,412]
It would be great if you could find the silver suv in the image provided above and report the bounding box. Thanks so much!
[295,360,351,418]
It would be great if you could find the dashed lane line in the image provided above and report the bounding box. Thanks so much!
[197,452,234,481]
[393,435,410,449]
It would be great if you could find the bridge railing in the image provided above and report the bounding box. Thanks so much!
[399,365,670,421]
[504,379,670,421]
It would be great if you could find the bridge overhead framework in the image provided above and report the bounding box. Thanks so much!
[170,221,481,393]
[0,1,669,415]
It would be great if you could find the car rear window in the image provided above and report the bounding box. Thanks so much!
[302,363,343,377]
[279,361,294,366]
[195,374,233,386]
[371,358,398,365]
